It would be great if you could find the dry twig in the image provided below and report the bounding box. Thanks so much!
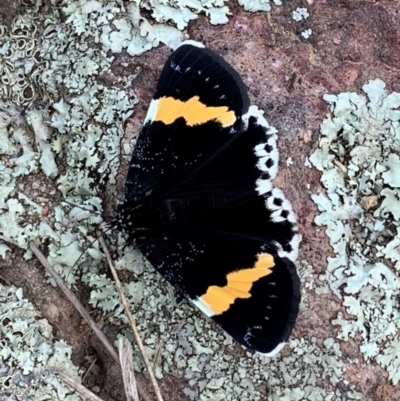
[29,241,153,401]
[152,342,163,375]
[119,337,140,401]
[58,372,104,401]
[98,235,164,401]
[29,242,119,363]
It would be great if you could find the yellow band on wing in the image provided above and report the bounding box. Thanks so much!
[153,96,236,128]
[200,253,275,315]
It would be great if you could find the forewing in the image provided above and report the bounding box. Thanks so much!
[125,41,249,202]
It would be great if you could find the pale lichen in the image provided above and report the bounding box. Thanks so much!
[301,28,312,39]
[63,0,233,56]
[0,284,83,400]
[238,0,282,13]
[307,79,400,384]
[0,1,368,400]
[292,7,309,22]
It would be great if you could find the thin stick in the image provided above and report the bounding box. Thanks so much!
[0,274,11,286]
[30,242,153,401]
[29,242,119,364]
[119,337,140,401]
[82,356,98,383]
[152,342,163,375]
[147,342,163,393]
[99,235,164,401]
[77,311,116,340]
[58,372,105,401]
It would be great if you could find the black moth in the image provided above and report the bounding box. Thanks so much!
[117,41,300,355]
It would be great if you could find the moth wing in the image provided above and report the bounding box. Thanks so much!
[123,109,299,262]
[125,41,249,202]
[136,231,300,355]
[120,41,301,354]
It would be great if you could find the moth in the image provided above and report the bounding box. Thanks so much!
[117,41,300,355]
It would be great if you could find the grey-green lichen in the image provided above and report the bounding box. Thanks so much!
[63,0,230,56]
[292,7,309,22]
[0,284,83,400]
[0,4,136,285]
[307,79,400,384]
[86,238,364,400]
[0,1,367,400]
[238,0,282,13]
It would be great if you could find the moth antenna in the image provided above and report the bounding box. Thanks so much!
[62,200,103,216]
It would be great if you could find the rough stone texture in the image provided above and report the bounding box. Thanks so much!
[119,2,400,399]
[2,1,400,400]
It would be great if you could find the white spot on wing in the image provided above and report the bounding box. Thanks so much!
[242,105,273,131]
[177,40,205,49]
[258,341,286,357]
[143,99,159,125]
[191,297,216,317]
[255,179,272,194]
[170,61,182,72]
[242,105,301,262]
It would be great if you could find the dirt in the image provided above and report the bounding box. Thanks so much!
[2,1,400,400]
[0,0,19,27]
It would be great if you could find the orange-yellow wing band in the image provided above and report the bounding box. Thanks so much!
[153,96,236,128]
[200,253,275,315]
